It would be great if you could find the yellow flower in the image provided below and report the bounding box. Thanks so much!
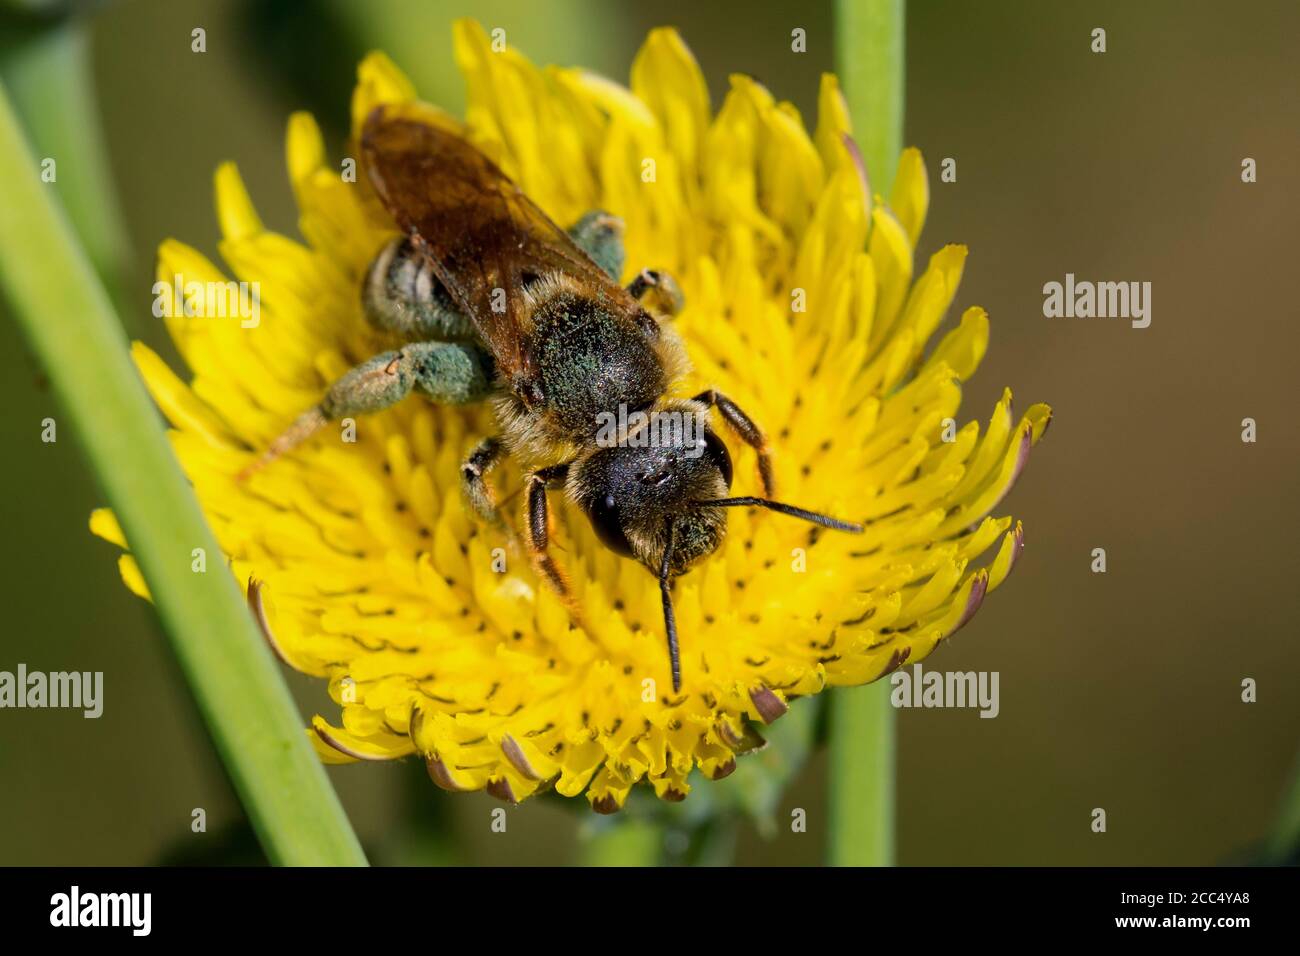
[92,20,1050,813]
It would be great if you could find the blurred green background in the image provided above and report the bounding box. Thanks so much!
[1,0,1296,865]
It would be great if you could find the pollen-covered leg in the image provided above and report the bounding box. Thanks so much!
[568,210,625,280]
[627,268,684,317]
[239,341,491,480]
[460,437,506,527]
[567,210,682,316]
[693,389,774,496]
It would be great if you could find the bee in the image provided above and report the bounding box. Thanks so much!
[242,103,862,692]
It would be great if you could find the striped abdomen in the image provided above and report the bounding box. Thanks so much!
[361,237,476,341]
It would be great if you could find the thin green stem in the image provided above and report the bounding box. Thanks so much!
[835,0,905,194]
[828,0,905,867]
[0,82,366,867]
[828,684,895,865]
[0,17,135,323]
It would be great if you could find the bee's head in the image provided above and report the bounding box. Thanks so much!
[572,411,734,576]
[573,400,864,575]
[571,401,863,692]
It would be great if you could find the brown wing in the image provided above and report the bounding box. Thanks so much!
[360,104,632,392]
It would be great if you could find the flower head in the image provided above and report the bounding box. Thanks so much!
[93,20,1049,812]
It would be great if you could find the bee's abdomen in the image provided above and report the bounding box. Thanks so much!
[362,237,476,341]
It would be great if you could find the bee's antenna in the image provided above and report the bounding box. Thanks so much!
[699,497,864,533]
[659,518,682,693]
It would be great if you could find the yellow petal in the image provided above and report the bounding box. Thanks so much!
[890,147,929,246]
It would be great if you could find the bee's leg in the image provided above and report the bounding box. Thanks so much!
[239,341,491,480]
[524,463,581,612]
[566,209,683,315]
[693,389,775,496]
[568,211,625,281]
[626,269,684,317]
[460,437,507,527]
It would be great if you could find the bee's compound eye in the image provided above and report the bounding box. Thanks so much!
[586,491,635,558]
[704,430,733,490]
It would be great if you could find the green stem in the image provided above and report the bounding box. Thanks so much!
[0,81,366,867]
[828,684,895,865]
[835,0,905,194]
[827,0,904,867]
[0,16,135,323]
